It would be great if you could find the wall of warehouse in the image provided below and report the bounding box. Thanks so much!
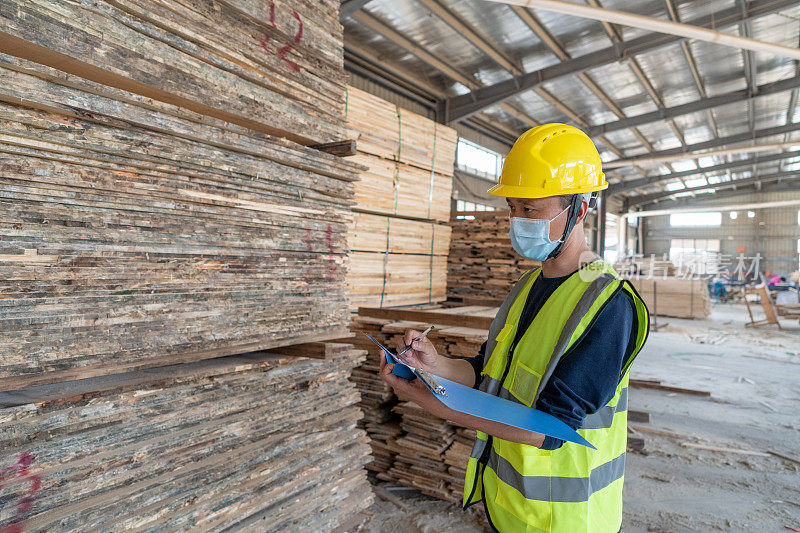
[640,190,800,277]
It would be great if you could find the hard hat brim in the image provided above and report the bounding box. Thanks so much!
[486,181,608,198]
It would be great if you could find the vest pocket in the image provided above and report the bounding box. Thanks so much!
[492,451,552,531]
[510,360,542,407]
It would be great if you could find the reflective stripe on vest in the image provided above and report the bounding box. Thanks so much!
[485,448,627,503]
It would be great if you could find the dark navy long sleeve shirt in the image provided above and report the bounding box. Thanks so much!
[466,271,638,450]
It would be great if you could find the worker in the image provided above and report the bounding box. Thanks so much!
[379,123,650,532]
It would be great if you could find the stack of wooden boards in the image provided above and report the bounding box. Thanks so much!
[614,256,678,277]
[0,0,360,385]
[624,277,711,319]
[346,306,493,502]
[0,0,374,527]
[345,87,457,308]
[0,345,373,531]
[447,211,540,304]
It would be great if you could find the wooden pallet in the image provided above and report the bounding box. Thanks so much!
[744,284,782,329]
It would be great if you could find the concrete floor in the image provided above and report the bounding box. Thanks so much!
[357,302,800,532]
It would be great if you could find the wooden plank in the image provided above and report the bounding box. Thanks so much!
[629,380,711,397]
[311,139,357,157]
[357,307,494,330]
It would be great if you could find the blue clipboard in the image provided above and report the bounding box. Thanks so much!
[364,332,595,449]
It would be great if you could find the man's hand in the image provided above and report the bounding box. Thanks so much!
[379,349,445,416]
[395,329,441,372]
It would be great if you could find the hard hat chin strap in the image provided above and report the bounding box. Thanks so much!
[546,193,590,260]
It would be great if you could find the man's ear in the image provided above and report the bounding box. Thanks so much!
[575,198,589,224]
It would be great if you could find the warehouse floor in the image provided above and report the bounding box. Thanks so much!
[353,303,800,532]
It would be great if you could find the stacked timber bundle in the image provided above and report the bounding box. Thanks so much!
[0,345,373,531]
[385,402,459,502]
[0,7,359,388]
[0,55,356,387]
[348,212,451,308]
[345,87,457,308]
[1,0,375,526]
[614,255,677,277]
[447,211,541,304]
[625,277,711,319]
[1,0,348,145]
[445,428,478,499]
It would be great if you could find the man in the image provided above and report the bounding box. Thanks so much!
[379,123,650,532]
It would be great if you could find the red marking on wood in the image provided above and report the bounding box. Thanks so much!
[304,229,313,251]
[0,453,41,533]
[260,2,303,72]
[325,224,336,280]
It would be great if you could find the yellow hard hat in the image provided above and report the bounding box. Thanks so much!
[487,123,607,198]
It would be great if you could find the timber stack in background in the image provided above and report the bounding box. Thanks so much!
[447,211,541,304]
[345,87,457,309]
[0,0,372,529]
[615,258,711,320]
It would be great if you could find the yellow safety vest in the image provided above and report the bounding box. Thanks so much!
[462,258,650,532]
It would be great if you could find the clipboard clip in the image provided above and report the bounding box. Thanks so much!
[415,368,447,396]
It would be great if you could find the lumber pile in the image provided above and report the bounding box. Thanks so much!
[0,32,358,388]
[346,306,494,500]
[447,211,541,304]
[614,255,677,278]
[348,212,451,308]
[0,345,373,531]
[0,2,377,527]
[625,277,711,319]
[0,0,348,146]
[344,87,456,308]
[776,303,800,318]
[385,402,462,502]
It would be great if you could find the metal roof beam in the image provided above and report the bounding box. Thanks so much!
[607,150,800,194]
[352,11,479,89]
[589,75,800,136]
[340,0,373,19]
[417,0,523,75]
[630,179,800,209]
[627,169,800,207]
[444,0,796,122]
[605,122,800,168]
[352,9,539,130]
[486,0,800,59]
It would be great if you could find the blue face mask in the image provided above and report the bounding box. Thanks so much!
[509,206,569,261]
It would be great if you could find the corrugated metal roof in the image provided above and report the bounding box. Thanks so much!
[342,0,800,204]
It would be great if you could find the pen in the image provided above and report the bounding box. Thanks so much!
[396,325,435,359]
